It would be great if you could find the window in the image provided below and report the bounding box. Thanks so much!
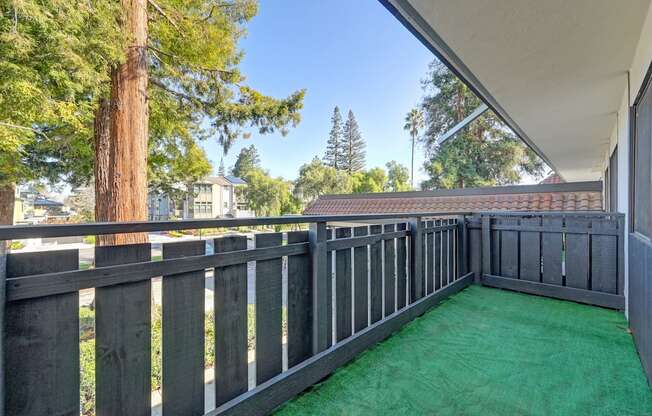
[194,184,211,194]
[633,82,652,238]
[193,201,212,214]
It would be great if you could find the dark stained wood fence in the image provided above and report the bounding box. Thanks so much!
[469,212,626,310]
[0,213,472,416]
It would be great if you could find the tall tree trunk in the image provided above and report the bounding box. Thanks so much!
[0,184,15,226]
[94,0,149,246]
[410,133,415,189]
[94,98,111,225]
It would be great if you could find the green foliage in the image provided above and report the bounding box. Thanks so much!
[241,168,299,216]
[341,110,366,173]
[352,167,387,193]
[420,61,545,189]
[323,106,344,169]
[1,0,304,203]
[232,144,261,178]
[80,339,96,416]
[386,161,411,192]
[294,157,353,203]
[404,108,424,187]
[404,108,424,142]
[0,0,124,186]
[9,240,24,250]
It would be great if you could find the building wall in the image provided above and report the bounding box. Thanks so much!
[601,1,652,319]
[601,1,652,384]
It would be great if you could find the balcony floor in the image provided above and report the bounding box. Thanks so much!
[275,285,652,415]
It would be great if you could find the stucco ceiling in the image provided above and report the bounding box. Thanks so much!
[388,0,651,181]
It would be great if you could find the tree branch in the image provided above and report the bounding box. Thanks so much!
[12,0,18,33]
[147,0,183,35]
[149,79,212,107]
[147,45,235,76]
[0,121,49,140]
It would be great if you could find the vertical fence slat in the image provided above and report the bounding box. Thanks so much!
[458,216,468,278]
[5,250,79,416]
[255,232,283,384]
[326,228,333,346]
[353,226,369,332]
[499,218,519,278]
[287,231,312,368]
[490,217,501,275]
[542,217,564,285]
[214,236,248,405]
[425,221,434,295]
[617,216,625,296]
[335,228,352,342]
[310,223,332,353]
[409,218,423,302]
[442,220,450,287]
[434,220,442,290]
[0,241,4,416]
[520,217,541,282]
[482,216,492,277]
[95,243,152,416]
[468,216,482,282]
[162,240,206,415]
[591,218,618,294]
[451,219,458,280]
[369,225,383,324]
[395,223,407,310]
[565,217,590,289]
[383,224,396,316]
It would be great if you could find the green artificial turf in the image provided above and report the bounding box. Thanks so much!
[275,285,652,416]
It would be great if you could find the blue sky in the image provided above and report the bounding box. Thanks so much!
[201,0,434,183]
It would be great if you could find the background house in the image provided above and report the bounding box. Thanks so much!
[148,175,253,221]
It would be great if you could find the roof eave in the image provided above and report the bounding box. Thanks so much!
[379,0,562,178]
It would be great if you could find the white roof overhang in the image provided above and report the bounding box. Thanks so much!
[382,0,651,181]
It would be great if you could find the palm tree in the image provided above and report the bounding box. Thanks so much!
[404,108,424,189]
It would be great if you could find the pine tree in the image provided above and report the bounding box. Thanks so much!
[323,106,344,169]
[341,110,366,173]
[218,158,226,176]
[232,145,261,178]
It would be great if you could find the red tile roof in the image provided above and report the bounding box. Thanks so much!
[539,174,565,184]
[304,182,603,215]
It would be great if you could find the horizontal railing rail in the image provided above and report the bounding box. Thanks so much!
[0,212,470,240]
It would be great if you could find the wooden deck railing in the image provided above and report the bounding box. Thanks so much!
[0,213,472,416]
[0,211,625,416]
[466,211,626,309]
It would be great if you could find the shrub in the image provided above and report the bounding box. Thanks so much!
[9,241,24,250]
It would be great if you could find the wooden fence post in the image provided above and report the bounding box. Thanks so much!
[408,217,423,302]
[309,222,329,354]
[481,215,492,282]
[457,215,468,277]
[617,215,625,297]
[0,241,5,416]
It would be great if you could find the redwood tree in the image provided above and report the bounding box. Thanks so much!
[95,0,149,245]
[1,1,305,237]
